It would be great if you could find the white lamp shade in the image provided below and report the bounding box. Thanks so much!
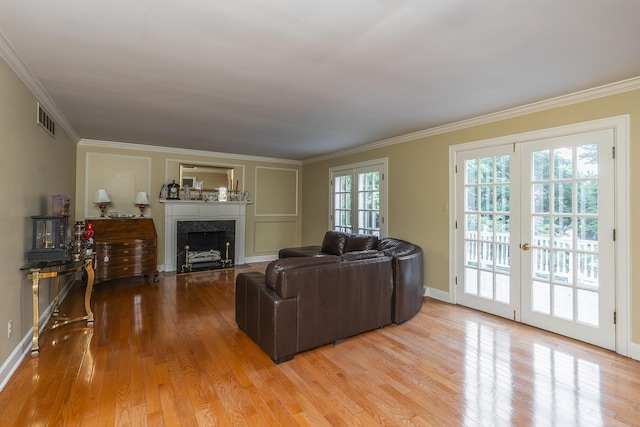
[134,191,150,205]
[94,189,111,203]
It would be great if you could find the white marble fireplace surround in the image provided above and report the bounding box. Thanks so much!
[161,200,250,272]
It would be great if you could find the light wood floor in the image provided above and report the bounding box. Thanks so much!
[2,263,640,426]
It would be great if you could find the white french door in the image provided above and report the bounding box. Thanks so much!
[520,130,615,349]
[455,129,616,350]
[456,145,520,320]
[330,159,387,236]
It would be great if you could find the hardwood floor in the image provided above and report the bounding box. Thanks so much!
[2,262,640,426]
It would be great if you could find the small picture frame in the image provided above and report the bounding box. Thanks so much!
[181,176,196,188]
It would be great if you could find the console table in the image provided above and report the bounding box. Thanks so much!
[21,257,95,353]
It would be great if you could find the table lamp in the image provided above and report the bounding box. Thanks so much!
[134,191,150,217]
[94,189,111,217]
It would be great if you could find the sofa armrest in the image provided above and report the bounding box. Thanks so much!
[390,248,424,324]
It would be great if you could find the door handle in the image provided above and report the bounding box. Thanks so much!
[522,243,532,251]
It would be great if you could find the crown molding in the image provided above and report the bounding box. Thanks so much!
[78,139,303,166]
[303,76,640,164]
[0,31,80,142]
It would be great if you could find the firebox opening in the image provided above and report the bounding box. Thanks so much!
[176,220,235,272]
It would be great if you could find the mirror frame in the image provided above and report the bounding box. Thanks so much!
[179,163,234,192]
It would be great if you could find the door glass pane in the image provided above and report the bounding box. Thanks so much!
[480,186,493,211]
[496,274,510,303]
[495,185,510,212]
[577,217,598,248]
[495,244,510,273]
[577,181,597,214]
[480,270,493,298]
[465,214,478,238]
[553,147,573,179]
[553,217,573,249]
[495,155,510,183]
[533,248,550,280]
[553,285,574,320]
[495,215,510,236]
[466,187,478,211]
[480,157,493,183]
[533,150,550,180]
[553,182,573,213]
[532,281,550,314]
[480,242,494,269]
[576,144,598,178]
[577,254,598,288]
[465,267,478,294]
[479,214,493,239]
[553,251,573,284]
[465,241,478,267]
[533,184,549,213]
[532,216,550,247]
[466,159,478,184]
[577,289,599,326]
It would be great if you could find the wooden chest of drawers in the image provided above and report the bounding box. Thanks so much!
[89,218,158,284]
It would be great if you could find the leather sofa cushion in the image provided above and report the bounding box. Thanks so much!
[265,256,340,295]
[321,231,348,255]
[340,250,386,261]
[344,234,379,252]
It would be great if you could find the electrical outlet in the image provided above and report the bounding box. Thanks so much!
[7,320,12,338]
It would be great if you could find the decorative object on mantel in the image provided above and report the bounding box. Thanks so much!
[167,180,180,200]
[218,186,228,201]
[159,183,168,200]
[94,189,111,217]
[134,191,150,217]
[183,185,191,200]
[27,215,69,262]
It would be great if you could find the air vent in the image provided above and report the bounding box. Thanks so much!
[36,102,56,138]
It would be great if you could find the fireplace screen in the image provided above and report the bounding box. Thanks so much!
[176,220,235,272]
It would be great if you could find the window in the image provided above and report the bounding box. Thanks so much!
[330,159,387,236]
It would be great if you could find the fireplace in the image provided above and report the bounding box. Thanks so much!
[161,200,248,273]
[177,220,235,272]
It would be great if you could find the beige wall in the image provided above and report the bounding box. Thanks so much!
[0,55,77,363]
[302,89,640,344]
[75,143,302,265]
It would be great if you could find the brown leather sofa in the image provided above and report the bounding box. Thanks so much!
[235,231,424,363]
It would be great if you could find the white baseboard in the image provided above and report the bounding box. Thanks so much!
[245,254,278,264]
[425,286,450,303]
[628,341,640,361]
[0,278,75,392]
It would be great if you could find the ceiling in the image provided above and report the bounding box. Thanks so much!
[1,1,640,161]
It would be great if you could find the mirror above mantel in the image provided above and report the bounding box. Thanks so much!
[179,163,235,191]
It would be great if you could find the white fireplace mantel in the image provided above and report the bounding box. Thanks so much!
[161,200,251,272]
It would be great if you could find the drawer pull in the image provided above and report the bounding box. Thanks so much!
[122,250,130,254]
[123,259,129,263]
[123,267,129,270]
